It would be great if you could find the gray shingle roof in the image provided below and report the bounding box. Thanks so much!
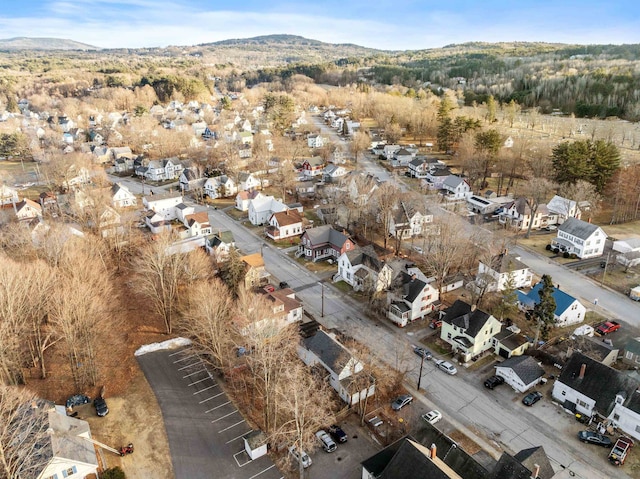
[496,355,544,385]
[303,330,352,374]
[303,225,349,249]
[442,300,493,338]
[512,447,554,479]
[558,217,601,239]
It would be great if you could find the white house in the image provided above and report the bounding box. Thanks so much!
[143,158,183,181]
[62,166,92,190]
[111,182,137,208]
[264,288,303,324]
[298,330,375,405]
[517,282,586,328]
[552,352,640,441]
[499,197,548,231]
[336,246,392,293]
[183,211,212,237]
[383,144,401,160]
[235,190,263,211]
[15,198,42,220]
[143,192,183,220]
[323,164,347,182]
[440,300,502,363]
[388,202,433,240]
[494,355,545,393]
[179,168,206,192]
[546,195,582,224]
[265,209,303,240]
[205,231,235,262]
[476,252,533,293]
[34,404,99,479]
[237,172,261,191]
[387,266,439,327]
[248,195,288,225]
[204,175,237,199]
[0,184,19,205]
[307,134,324,148]
[551,217,606,259]
[613,237,640,254]
[441,175,471,200]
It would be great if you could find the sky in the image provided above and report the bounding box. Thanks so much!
[1,0,639,50]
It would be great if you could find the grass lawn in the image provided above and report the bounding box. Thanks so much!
[225,208,247,220]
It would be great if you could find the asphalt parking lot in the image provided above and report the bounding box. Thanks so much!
[137,347,283,479]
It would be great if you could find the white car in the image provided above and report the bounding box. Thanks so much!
[413,246,424,254]
[422,410,443,425]
[315,430,337,452]
[434,359,458,375]
[288,446,312,468]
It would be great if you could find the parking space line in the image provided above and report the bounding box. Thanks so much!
[193,384,218,394]
[199,393,225,404]
[248,464,277,479]
[233,450,251,467]
[211,409,238,423]
[225,430,252,444]
[173,354,196,363]
[183,369,206,378]
[204,398,229,410]
[168,350,185,357]
[187,377,211,386]
[218,419,245,433]
[178,361,202,371]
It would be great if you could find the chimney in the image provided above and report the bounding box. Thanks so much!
[470,304,477,312]
[579,363,586,379]
[430,443,437,459]
[531,464,540,478]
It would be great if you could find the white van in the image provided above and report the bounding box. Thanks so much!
[288,446,312,468]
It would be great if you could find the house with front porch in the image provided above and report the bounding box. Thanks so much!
[422,167,451,190]
[301,156,326,177]
[298,330,375,406]
[142,157,183,181]
[498,197,548,231]
[248,195,288,225]
[407,157,445,178]
[111,182,137,208]
[241,253,271,289]
[205,231,235,262]
[440,300,502,363]
[475,252,533,293]
[551,217,606,259]
[235,190,263,211]
[387,266,439,328]
[517,282,586,327]
[204,175,237,199]
[546,195,582,224]
[441,175,471,200]
[183,211,212,237]
[298,225,355,262]
[265,209,303,240]
[143,192,183,220]
[336,246,392,293]
[388,202,433,240]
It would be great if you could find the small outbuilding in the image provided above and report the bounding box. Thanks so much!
[495,355,545,393]
[243,430,268,460]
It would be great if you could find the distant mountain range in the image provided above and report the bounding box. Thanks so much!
[203,34,379,51]
[0,37,99,51]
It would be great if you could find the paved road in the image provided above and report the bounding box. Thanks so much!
[107,173,179,196]
[137,348,283,479]
[197,204,627,479]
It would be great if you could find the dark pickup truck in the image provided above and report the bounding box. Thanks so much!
[596,321,621,335]
[609,436,634,466]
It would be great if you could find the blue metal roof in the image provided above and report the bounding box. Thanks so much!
[520,282,578,316]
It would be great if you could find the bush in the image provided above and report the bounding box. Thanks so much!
[102,467,126,479]
[563,252,570,258]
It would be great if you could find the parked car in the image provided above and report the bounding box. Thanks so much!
[577,430,613,447]
[391,394,413,411]
[413,246,424,254]
[544,225,557,231]
[413,346,432,360]
[289,446,312,468]
[484,375,505,389]
[429,319,442,329]
[434,359,458,375]
[315,430,337,452]
[93,396,109,417]
[422,410,443,425]
[279,281,289,289]
[328,424,348,443]
[522,391,543,406]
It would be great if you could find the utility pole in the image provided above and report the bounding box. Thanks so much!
[417,352,425,391]
[320,282,325,318]
[600,251,612,286]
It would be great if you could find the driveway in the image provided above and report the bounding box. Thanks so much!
[137,348,283,479]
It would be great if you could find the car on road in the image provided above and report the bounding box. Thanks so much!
[522,391,543,406]
[328,424,348,443]
[422,410,442,425]
[391,394,413,411]
[93,396,109,417]
[289,446,312,468]
[577,430,613,447]
[434,359,458,375]
[484,375,505,389]
[544,225,557,231]
[315,430,337,452]
[279,281,289,289]
[413,346,432,360]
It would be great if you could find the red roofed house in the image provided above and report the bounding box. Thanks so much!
[235,190,264,212]
[183,211,212,237]
[265,209,303,240]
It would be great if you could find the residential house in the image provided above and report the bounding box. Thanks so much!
[613,237,640,254]
[307,134,324,148]
[387,266,439,327]
[62,166,91,190]
[0,184,19,205]
[617,251,640,269]
[143,192,183,220]
[239,131,253,145]
[111,146,133,161]
[347,173,379,206]
[15,198,42,220]
[391,148,414,167]
[383,144,401,160]
[551,217,606,259]
[388,202,433,240]
[301,156,326,177]
[552,352,640,441]
[241,253,271,289]
[422,167,451,190]
[407,157,444,178]
[235,190,263,211]
[441,175,471,200]
[499,197,548,231]
[142,157,183,181]
[298,330,375,405]
[440,300,502,363]
[517,282,586,328]
[205,231,235,262]
[323,164,347,182]
[265,209,303,241]
[33,403,99,479]
[204,175,237,199]
[298,225,355,262]
[111,182,137,208]
[466,194,511,215]
[179,168,206,192]
[494,355,544,392]
[546,195,582,224]
[238,172,261,191]
[317,206,337,224]
[98,206,123,238]
[475,252,533,293]
[92,146,111,164]
[248,195,288,225]
[564,335,618,367]
[492,328,530,359]
[39,191,59,215]
[622,337,640,368]
[183,211,212,237]
[264,288,303,324]
[336,245,392,292]
[174,202,195,223]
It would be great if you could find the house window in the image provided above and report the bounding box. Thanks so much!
[614,414,620,421]
[62,467,77,477]
[561,390,566,396]
[44,475,58,479]
[636,425,640,434]
[577,399,588,408]
[635,356,640,364]
[626,351,634,360]
[447,333,452,340]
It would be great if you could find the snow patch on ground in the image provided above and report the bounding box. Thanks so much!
[134,337,192,356]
